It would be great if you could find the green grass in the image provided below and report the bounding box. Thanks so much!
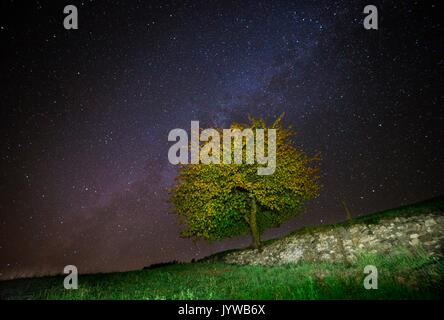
[1,197,443,300]
[1,248,442,300]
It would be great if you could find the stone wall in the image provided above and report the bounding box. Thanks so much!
[220,212,444,266]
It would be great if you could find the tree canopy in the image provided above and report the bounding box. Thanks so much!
[169,115,320,249]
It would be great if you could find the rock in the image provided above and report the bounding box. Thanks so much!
[221,212,443,266]
[425,219,436,227]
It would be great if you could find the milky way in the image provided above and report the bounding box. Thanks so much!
[1,0,443,279]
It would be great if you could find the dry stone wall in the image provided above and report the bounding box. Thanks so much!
[221,212,444,266]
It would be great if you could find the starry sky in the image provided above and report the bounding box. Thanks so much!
[1,0,443,279]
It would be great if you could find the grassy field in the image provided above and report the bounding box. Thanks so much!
[0,248,442,300]
[1,197,443,300]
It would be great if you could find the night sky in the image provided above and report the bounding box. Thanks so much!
[1,0,443,279]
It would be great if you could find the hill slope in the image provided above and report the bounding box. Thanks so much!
[0,197,443,300]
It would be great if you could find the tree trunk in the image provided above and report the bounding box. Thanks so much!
[249,197,261,250]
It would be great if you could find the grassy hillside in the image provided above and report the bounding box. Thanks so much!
[0,197,443,300]
[0,248,442,300]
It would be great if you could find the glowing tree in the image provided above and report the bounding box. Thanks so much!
[169,115,320,249]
